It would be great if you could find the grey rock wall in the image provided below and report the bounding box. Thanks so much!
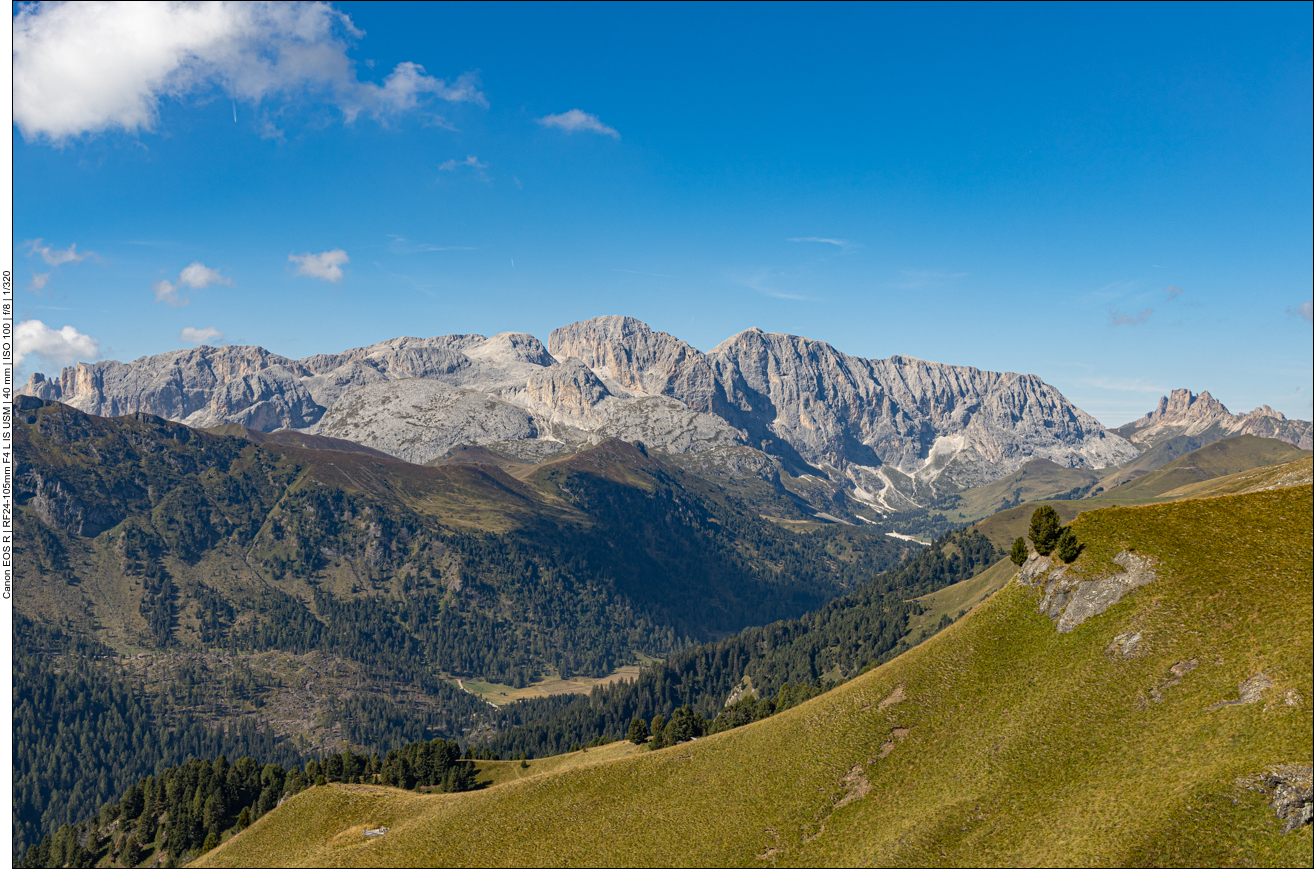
[21,315,1151,493]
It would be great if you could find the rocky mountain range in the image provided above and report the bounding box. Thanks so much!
[1112,388,1312,451]
[29,315,1305,512]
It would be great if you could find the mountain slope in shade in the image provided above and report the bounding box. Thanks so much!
[1115,388,1312,451]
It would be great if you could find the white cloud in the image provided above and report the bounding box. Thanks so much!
[12,2,486,143]
[438,155,488,171]
[151,261,228,305]
[30,273,52,291]
[180,326,225,344]
[1289,301,1313,323]
[15,319,99,369]
[153,279,186,306]
[537,109,620,139]
[26,239,91,265]
[178,261,231,288]
[290,249,349,282]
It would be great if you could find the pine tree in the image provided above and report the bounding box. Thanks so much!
[1054,527,1082,564]
[627,718,651,745]
[1027,506,1062,556]
[1009,537,1028,566]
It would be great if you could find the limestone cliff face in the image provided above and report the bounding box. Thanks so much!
[1120,389,1313,451]
[314,379,538,465]
[22,316,1147,489]
[549,318,1137,488]
[548,316,720,412]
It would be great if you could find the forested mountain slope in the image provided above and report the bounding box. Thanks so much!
[199,482,1313,868]
[11,397,910,855]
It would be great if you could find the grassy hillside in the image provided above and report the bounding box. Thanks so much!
[928,459,1100,525]
[1099,435,1308,501]
[197,483,1313,868]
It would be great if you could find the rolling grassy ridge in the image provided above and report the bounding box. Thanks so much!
[197,483,1313,867]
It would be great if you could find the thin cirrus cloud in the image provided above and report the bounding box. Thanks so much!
[11,1,486,143]
[290,249,349,283]
[153,261,231,306]
[14,319,99,369]
[787,237,856,250]
[180,326,225,345]
[1164,285,1185,299]
[1109,308,1154,326]
[537,109,620,139]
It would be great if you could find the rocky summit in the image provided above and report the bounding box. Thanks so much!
[24,315,1144,497]
[1113,388,1313,451]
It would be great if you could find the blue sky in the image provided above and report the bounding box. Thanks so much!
[12,1,1312,424]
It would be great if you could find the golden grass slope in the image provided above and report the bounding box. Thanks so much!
[197,485,1313,868]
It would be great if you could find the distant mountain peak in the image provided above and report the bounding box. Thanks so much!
[1120,388,1310,451]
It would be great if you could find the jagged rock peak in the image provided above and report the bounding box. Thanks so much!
[1122,388,1311,451]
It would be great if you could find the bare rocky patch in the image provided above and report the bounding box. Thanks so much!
[1237,764,1313,833]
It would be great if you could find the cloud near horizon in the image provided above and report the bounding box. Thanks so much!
[1109,308,1154,326]
[180,326,225,345]
[537,109,620,139]
[290,249,349,282]
[15,319,100,369]
[12,1,486,143]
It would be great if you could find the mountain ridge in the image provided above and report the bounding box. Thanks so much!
[20,316,1140,497]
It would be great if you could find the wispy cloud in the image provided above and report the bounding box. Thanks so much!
[12,3,486,143]
[787,237,856,250]
[1109,308,1154,326]
[1079,376,1169,393]
[537,109,620,139]
[26,239,92,266]
[1164,285,1184,299]
[741,271,816,301]
[180,326,224,345]
[1288,300,1313,323]
[890,269,968,290]
[29,273,52,292]
[290,249,349,283]
[612,268,677,278]
[438,155,487,172]
[387,235,476,253]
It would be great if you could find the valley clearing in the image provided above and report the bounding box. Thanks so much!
[196,483,1313,868]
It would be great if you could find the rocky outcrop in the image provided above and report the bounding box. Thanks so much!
[1018,550,1158,633]
[1118,389,1312,451]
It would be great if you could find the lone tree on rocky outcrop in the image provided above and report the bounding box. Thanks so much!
[1054,527,1083,564]
[1009,537,1028,566]
[627,717,650,745]
[1028,505,1063,555]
